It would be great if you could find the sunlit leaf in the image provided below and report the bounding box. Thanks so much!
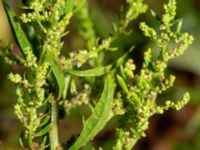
[39,115,50,127]
[35,124,50,137]
[116,75,129,94]
[44,52,65,100]
[63,75,71,99]
[66,47,134,77]
[69,75,116,150]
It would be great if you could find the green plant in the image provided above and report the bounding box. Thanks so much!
[0,0,193,149]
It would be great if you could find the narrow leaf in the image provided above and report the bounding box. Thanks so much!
[120,66,127,80]
[39,115,50,127]
[70,79,77,95]
[19,137,25,148]
[69,75,116,150]
[3,0,32,58]
[35,124,51,137]
[66,47,134,77]
[63,75,71,99]
[50,59,65,100]
[41,136,49,150]
[116,75,129,94]
[43,52,65,100]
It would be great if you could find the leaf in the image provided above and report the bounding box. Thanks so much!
[66,47,134,77]
[3,0,33,58]
[43,52,65,100]
[19,137,25,149]
[39,115,50,127]
[50,59,65,100]
[69,75,116,150]
[74,0,87,13]
[35,124,50,137]
[90,3,113,37]
[116,75,129,94]
[63,75,71,99]
[41,136,49,150]
[70,79,77,95]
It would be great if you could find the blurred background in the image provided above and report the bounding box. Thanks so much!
[1,0,200,149]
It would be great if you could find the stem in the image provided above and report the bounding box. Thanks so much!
[29,107,34,145]
[49,96,60,150]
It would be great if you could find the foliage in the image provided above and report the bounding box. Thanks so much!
[0,0,193,150]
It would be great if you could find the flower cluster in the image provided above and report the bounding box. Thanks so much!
[114,0,193,148]
[0,0,193,149]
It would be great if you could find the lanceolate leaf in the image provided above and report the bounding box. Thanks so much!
[63,75,71,99]
[35,124,51,137]
[39,115,50,127]
[70,79,77,95]
[3,0,33,58]
[66,47,134,77]
[44,52,65,100]
[69,75,116,150]
[116,75,129,94]
[50,59,65,100]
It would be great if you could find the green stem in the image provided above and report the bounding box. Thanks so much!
[49,96,60,150]
[29,107,34,145]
